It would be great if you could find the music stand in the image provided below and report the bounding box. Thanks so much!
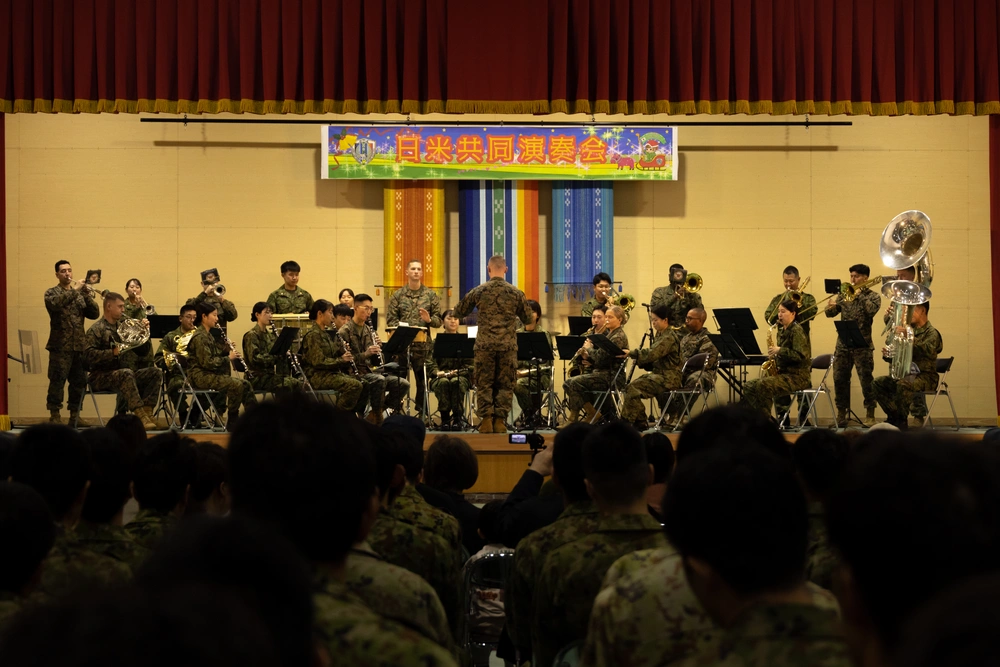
[148,315,180,340]
[433,333,475,361]
[834,320,871,427]
[516,332,554,430]
[708,332,752,401]
[587,334,626,358]
[567,316,592,336]
[555,336,585,361]
[381,325,419,358]
[713,308,763,355]
[270,326,298,357]
[825,279,842,295]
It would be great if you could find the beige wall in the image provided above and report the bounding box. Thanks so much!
[4,112,995,421]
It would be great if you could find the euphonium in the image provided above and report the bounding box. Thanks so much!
[760,324,778,378]
[116,318,151,354]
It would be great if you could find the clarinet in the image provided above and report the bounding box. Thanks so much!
[337,330,362,377]
[366,319,386,368]
[214,324,252,378]
[268,323,308,380]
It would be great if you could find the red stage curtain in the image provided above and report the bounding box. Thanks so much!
[0,0,999,115]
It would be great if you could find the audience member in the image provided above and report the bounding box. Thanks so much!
[0,431,17,480]
[983,426,1000,444]
[185,443,229,516]
[642,431,675,521]
[0,482,56,629]
[464,500,514,639]
[532,422,667,667]
[424,435,482,555]
[104,413,146,461]
[125,431,196,550]
[792,430,849,590]
[676,404,789,461]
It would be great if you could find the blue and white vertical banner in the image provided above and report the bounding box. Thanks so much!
[550,182,615,302]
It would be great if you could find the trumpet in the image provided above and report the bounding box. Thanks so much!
[71,279,107,299]
[130,291,156,316]
[205,282,226,298]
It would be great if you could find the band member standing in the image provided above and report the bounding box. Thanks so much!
[562,304,630,426]
[242,302,302,394]
[742,300,812,419]
[186,303,256,431]
[44,260,100,425]
[299,301,363,410]
[882,264,928,424]
[649,263,703,329]
[123,278,155,369]
[453,255,532,434]
[185,268,238,326]
[386,259,442,417]
[825,264,881,427]
[339,294,409,425]
[569,304,607,377]
[764,266,817,425]
[83,292,163,431]
[338,288,355,309]
[266,260,314,315]
[513,300,553,425]
[428,309,475,430]
[155,304,198,427]
[581,273,613,317]
[620,305,681,429]
[872,301,941,430]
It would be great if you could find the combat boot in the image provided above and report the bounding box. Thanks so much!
[493,417,507,434]
[478,417,494,434]
[582,401,602,425]
[863,408,877,428]
[439,409,451,430]
[134,407,158,431]
[69,412,92,428]
[49,409,63,424]
[836,408,848,428]
[558,410,579,430]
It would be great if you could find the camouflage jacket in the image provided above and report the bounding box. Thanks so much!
[73,521,151,573]
[83,318,137,372]
[44,284,100,351]
[506,501,600,649]
[649,286,703,329]
[242,326,279,375]
[582,547,841,667]
[631,328,682,377]
[33,526,132,601]
[766,292,817,338]
[453,277,531,352]
[344,543,456,653]
[123,301,148,322]
[339,320,381,374]
[825,287,881,347]
[301,322,352,374]
[390,484,463,553]
[154,326,194,373]
[426,337,475,378]
[533,513,668,667]
[680,328,719,379]
[581,297,613,318]
[387,285,442,330]
[185,291,238,323]
[911,321,943,380]
[186,327,232,382]
[124,508,178,551]
[674,603,850,667]
[0,591,21,631]
[266,285,314,315]
[312,570,459,667]
[586,326,629,374]
[805,503,836,591]
[775,322,812,379]
[571,326,607,375]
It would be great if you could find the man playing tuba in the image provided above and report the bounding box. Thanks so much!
[872,301,941,430]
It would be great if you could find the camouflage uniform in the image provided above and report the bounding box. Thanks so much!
[312,570,459,667]
[506,501,599,652]
[0,591,21,631]
[242,326,302,394]
[345,543,456,653]
[825,287,880,412]
[186,327,256,418]
[513,324,552,416]
[123,301,155,369]
[390,484,464,554]
[563,327,629,412]
[533,513,668,667]
[872,321,942,423]
[266,285,314,315]
[124,508,178,551]
[581,547,841,667]
[679,328,719,390]
[766,291,817,420]
[427,337,475,421]
[805,502,836,591]
[155,327,196,423]
[185,291,238,324]
[742,322,811,417]
[73,520,151,573]
[83,318,163,414]
[453,278,531,422]
[569,326,606,377]
[882,308,929,419]
[368,508,463,636]
[649,285,703,330]
[339,320,409,416]
[33,526,132,600]
[673,603,850,667]
[620,328,682,423]
[581,297,613,318]
[44,284,100,411]
[387,285,442,415]
[298,322,364,409]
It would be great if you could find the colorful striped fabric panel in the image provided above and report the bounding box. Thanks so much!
[550,181,614,301]
[383,181,446,295]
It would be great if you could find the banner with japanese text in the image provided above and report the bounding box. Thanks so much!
[323,125,677,180]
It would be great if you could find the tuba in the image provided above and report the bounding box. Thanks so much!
[117,318,151,354]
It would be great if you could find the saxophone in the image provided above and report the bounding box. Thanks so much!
[214,324,252,378]
[760,323,778,378]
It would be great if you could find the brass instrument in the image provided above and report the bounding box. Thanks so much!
[760,323,778,378]
[615,293,636,316]
[789,276,811,305]
[214,323,252,377]
[163,330,195,370]
[136,295,156,316]
[206,283,226,298]
[682,273,703,293]
[116,318,151,355]
[842,275,883,301]
[71,279,108,300]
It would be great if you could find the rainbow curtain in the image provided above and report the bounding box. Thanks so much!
[458,181,540,299]
[383,181,447,296]
[550,181,615,301]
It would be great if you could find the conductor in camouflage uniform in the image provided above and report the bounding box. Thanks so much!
[824,264,881,427]
[742,300,812,420]
[428,310,474,430]
[186,303,256,431]
[620,305,682,428]
[649,264,703,330]
[242,302,302,394]
[300,301,363,410]
[562,305,629,426]
[872,301,942,429]
[44,260,100,425]
[154,304,198,427]
[83,292,162,431]
[513,300,553,425]
[581,272,613,317]
[765,265,817,424]
[185,268,238,327]
[266,260,314,315]
[340,294,409,424]
[453,255,532,434]
[386,260,442,417]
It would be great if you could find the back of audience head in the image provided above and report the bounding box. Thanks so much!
[79,428,132,525]
[677,405,789,462]
[227,396,377,565]
[0,481,56,597]
[186,443,229,517]
[10,424,89,525]
[551,422,592,504]
[133,431,197,516]
[582,422,650,511]
[0,431,17,480]
[424,435,479,493]
[792,429,849,502]
[372,428,408,505]
[478,500,505,546]
[381,414,426,483]
[662,446,806,627]
[826,435,1000,655]
[983,427,1000,444]
[104,413,146,463]
[643,432,675,485]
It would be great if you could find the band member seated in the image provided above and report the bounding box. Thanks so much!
[123,278,155,370]
[45,259,100,426]
[872,301,942,430]
[650,263,703,329]
[562,304,629,426]
[155,304,199,427]
[299,301,363,410]
[825,264,881,427]
[266,260,314,315]
[428,309,474,430]
[765,265,817,425]
[581,272,613,317]
[620,305,682,429]
[513,300,552,425]
[186,303,256,431]
[882,264,928,424]
[569,304,607,377]
[679,307,719,390]
[83,292,163,431]
[742,300,812,422]
[386,259,442,417]
[242,302,303,394]
[185,268,237,325]
[339,294,409,425]
[338,288,355,309]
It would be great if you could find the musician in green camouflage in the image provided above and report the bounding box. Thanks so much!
[742,300,812,420]
[562,305,629,425]
[620,305,682,427]
[581,272,614,317]
[453,256,532,433]
[428,310,475,429]
[340,295,409,424]
[186,303,256,431]
[387,260,442,416]
[679,308,719,389]
[185,268,238,324]
[872,301,942,429]
[882,265,929,422]
[765,266,817,424]
[154,305,199,426]
[299,301,364,409]
[266,260,315,314]
[122,278,155,368]
[83,293,162,430]
[513,300,553,424]
[242,302,302,394]
[825,265,881,426]
[570,306,608,377]
[44,260,101,424]
[649,264,704,330]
